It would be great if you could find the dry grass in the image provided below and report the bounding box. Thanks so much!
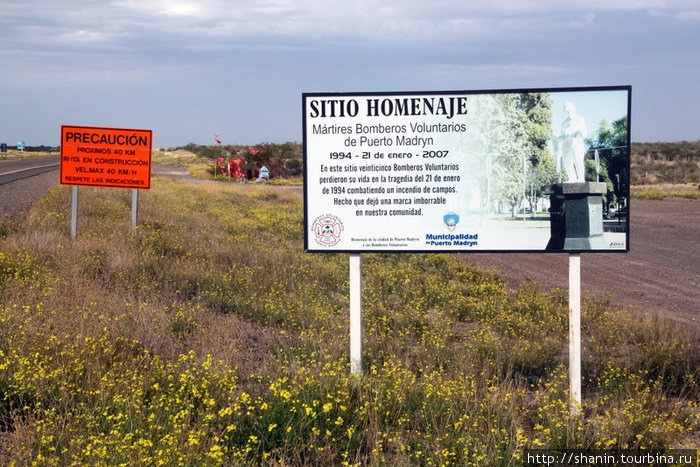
[631,141,700,185]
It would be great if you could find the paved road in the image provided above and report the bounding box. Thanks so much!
[0,155,59,185]
[151,163,200,181]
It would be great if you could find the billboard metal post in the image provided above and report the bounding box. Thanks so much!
[350,254,362,375]
[71,186,78,239]
[569,253,582,416]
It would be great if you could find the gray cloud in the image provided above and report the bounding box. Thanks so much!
[1,0,698,144]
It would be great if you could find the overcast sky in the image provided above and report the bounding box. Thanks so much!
[1,1,698,147]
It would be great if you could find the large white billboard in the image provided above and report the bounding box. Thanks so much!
[303,86,631,253]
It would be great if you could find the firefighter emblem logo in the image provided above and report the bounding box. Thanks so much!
[312,214,343,247]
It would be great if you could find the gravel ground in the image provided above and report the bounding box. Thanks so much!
[2,169,698,343]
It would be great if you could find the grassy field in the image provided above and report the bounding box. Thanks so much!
[1,178,698,465]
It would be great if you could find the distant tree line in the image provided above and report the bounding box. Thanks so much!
[0,145,59,153]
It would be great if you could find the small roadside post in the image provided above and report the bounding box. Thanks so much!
[71,186,78,239]
[349,253,362,375]
[131,189,139,233]
[569,253,582,415]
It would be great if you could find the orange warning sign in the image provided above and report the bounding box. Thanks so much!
[60,125,152,189]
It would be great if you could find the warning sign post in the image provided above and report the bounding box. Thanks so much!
[60,125,153,238]
[60,125,152,189]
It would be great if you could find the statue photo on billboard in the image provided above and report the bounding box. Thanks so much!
[547,100,608,250]
[553,101,587,183]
